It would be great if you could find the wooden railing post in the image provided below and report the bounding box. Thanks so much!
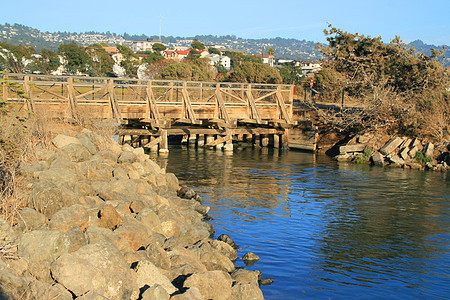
[23,76,35,112]
[2,74,8,101]
[67,77,78,119]
[215,83,230,124]
[108,79,122,123]
[246,84,262,124]
[146,80,160,123]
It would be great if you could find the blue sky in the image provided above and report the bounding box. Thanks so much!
[1,0,449,45]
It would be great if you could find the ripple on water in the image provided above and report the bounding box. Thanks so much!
[163,147,450,300]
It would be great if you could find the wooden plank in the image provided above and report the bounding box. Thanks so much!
[215,84,230,124]
[205,135,232,146]
[245,85,262,124]
[2,75,8,101]
[75,86,107,100]
[108,79,122,122]
[146,81,161,123]
[34,84,70,101]
[181,82,197,122]
[143,136,162,148]
[23,76,35,112]
[276,86,292,124]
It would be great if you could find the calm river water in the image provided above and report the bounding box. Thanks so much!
[157,146,449,299]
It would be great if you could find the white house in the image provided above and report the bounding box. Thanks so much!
[130,40,164,52]
[204,54,231,70]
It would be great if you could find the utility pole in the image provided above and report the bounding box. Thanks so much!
[159,15,162,42]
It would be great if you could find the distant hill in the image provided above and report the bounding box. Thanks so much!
[0,23,449,65]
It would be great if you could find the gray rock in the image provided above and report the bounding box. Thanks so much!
[408,145,420,158]
[29,280,72,300]
[231,282,264,300]
[118,151,138,164]
[339,144,365,154]
[379,137,403,155]
[60,143,91,162]
[18,229,67,281]
[50,242,135,299]
[170,287,204,300]
[17,207,47,231]
[134,260,177,295]
[136,208,164,235]
[48,204,89,232]
[371,152,385,166]
[183,270,233,300]
[388,155,405,167]
[77,132,98,155]
[53,134,81,149]
[243,252,260,262]
[424,142,435,159]
[231,268,261,285]
[217,234,237,249]
[145,243,171,270]
[208,240,237,261]
[399,147,410,161]
[141,284,170,300]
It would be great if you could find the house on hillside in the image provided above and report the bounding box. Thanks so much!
[301,61,322,76]
[131,40,164,52]
[256,54,275,67]
[204,54,231,70]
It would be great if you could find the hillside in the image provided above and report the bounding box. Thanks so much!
[1,23,449,65]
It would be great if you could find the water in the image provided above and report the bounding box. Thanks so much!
[158,146,450,299]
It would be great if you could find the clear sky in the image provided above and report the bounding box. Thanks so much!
[1,0,449,45]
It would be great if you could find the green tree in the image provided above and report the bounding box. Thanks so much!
[58,43,91,74]
[116,44,137,59]
[152,43,166,52]
[0,42,36,73]
[186,49,200,61]
[267,47,275,56]
[116,44,139,77]
[191,38,205,50]
[85,44,115,77]
[29,49,60,75]
[277,63,303,85]
[208,47,220,55]
[224,51,262,70]
[162,60,213,81]
[231,62,282,84]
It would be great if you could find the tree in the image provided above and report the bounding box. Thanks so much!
[208,47,220,55]
[224,51,262,70]
[317,25,449,138]
[152,43,166,52]
[58,43,91,74]
[231,62,282,84]
[267,47,275,56]
[186,49,200,61]
[116,44,139,77]
[85,44,114,76]
[143,59,177,79]
[277,63,303,85]
[191,38,205,50]
[162,60,213,81]
[0,42,36,73]
[29,49,60,75]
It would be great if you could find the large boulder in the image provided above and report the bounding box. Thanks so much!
[379,137,403,155]
[50,242,135,299]
[134,260,177,295]
[183,270,233,300]
[17,207,47,231]
[48,204,89,232]
[231,282,264,300]
[52,134,81,149]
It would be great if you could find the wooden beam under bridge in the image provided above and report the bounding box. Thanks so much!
[119,127,285,136]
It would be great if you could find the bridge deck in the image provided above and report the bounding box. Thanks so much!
[2,74,317,151]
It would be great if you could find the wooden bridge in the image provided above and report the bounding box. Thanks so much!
[1,74,318,152]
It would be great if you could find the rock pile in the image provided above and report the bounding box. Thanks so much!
[334,133,450,171]
[0,129,264,299]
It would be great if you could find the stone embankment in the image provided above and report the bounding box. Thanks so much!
[0,130,265,299]
[333,132,450,171]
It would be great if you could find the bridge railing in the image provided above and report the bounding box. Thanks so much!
[1,74,295,125]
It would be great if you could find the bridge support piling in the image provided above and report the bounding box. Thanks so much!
[159,130,169,153]
[273,134,280,148]
[197,134,205,147]
[206,135,214,147]
[261,135,269,147]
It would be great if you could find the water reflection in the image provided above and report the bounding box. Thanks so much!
[160,147,450,299]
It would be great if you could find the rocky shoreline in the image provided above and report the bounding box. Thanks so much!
[0,130,265,299]
[332,132,450,171]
